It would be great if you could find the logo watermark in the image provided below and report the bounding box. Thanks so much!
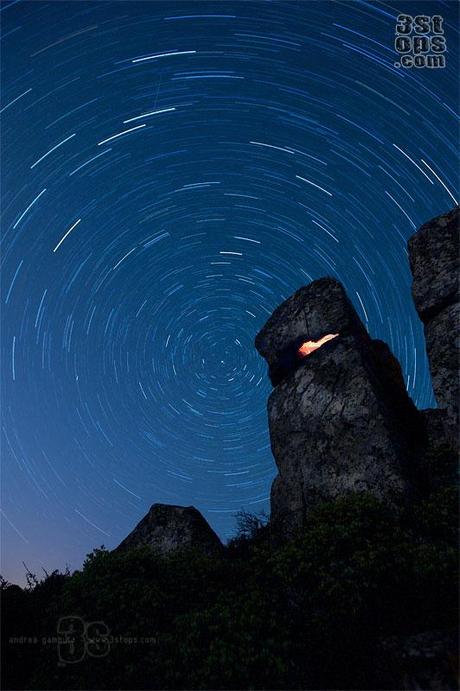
[394,15,446,68]
[8,615,157,665]
[57,616,110,664]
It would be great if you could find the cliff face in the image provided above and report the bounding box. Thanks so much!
[256,207,459,533]
[408,206,459,431]
[256,278,422,532]
[115,503,223,556]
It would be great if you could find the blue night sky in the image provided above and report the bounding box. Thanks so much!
[1,0,458,585]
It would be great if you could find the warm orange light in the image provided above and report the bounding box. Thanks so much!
[297,333,339,358]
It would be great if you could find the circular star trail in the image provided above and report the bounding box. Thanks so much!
[1,0,458,584]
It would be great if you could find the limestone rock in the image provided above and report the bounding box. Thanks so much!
[256,278,422,532]
[408,206,459,320]
[408,206,459,424]
[255,278,367,386]
[419,409,458,492]
[115,503,223,556]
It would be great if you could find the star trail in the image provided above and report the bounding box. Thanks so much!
[1,0,458,584]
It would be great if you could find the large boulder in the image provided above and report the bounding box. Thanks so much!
[255,278,367,386]
[256,278,422,533]
[408,206,459,428]
[115,503,223,556]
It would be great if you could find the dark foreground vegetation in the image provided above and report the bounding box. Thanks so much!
[2,491,458,690]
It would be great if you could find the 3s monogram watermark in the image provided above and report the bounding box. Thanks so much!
[394,15,446,69]
[57,616,110,663]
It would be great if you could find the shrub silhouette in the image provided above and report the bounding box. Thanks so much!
[1,492,457,690]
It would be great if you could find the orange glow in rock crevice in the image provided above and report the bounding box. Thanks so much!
[297,333,339,358]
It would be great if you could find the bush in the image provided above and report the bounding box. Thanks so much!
[1,492,457,690]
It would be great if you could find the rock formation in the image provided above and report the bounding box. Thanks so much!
[408,206,459,432]
[256,206,458,533]
[115,208,458,551]
[255,278,423,533]
[115,503,223,556]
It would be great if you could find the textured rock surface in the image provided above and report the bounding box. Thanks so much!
[408,206,459,424]
[256,278,422,532]
[255,278,367,386]
[419,409,458,492]
[115,503,223,556]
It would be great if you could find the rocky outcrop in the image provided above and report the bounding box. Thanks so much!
[115,504,223,557]
[255,279,367,386]
[419,409,458,492]
[255,207,458,534]
[408,206,459,429]
[255,278,423,533]
[114,212,457,553]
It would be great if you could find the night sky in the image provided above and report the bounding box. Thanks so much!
[1,0,458,585]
